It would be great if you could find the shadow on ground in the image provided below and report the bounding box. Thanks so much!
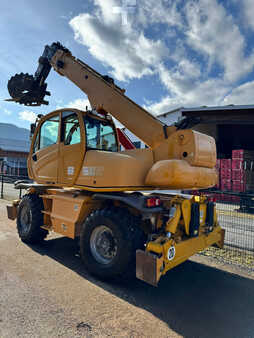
[29,236,254,338]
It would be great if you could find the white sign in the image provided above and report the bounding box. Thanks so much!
[67,166,74,175]
[167,246,176,261]
[82,166,104,177]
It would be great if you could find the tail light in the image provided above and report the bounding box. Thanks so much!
[146,197,161,208]
[208,195,216,203]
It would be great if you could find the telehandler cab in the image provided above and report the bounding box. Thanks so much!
[6,42,224,286]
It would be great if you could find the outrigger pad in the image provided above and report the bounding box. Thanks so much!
[136,250,163,287]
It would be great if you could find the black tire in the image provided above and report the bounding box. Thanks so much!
[17,194,48,244]
[80,207,145,281]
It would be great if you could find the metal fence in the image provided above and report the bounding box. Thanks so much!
[198,191,254,271]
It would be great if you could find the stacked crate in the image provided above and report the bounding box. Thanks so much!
[186,150,254,199]
[231,150,254,192]
[220,159,232,191]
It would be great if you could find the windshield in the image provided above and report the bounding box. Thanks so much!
[84,115,118,152]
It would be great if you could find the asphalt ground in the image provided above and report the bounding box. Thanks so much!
[0,199,254,338]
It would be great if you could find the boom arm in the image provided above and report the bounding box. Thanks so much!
[7,42,175,148]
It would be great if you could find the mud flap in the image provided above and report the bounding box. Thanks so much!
[213,228,225,249]
[136,250,164,287]
[6,204,18,220]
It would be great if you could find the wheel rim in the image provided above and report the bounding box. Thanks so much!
[90,225,118,265]
[20,205,32,234]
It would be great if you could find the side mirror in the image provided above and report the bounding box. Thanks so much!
[30,123,36,140]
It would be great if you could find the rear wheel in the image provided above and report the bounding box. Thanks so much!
[17,194,48,244]
[80,207,145,281]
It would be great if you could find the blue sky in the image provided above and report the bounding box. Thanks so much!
[1,0,254,129]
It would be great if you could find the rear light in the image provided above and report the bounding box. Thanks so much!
[194,195,200,202]
[208,196,216,203]
[146,197,161,207]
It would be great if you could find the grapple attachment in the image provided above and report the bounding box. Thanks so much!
[6,42,70,106]
[7,72,50,106]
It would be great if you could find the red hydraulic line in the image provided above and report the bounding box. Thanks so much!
[117,128,136,150]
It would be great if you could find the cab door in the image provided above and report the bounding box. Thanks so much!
[58,110,85,185]
[29,113,60,184]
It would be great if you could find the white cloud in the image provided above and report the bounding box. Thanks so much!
[137,0,183,28]
[67,98,91,110]
[69,1,168,81]
[223,81,254,105]
[158,62,202,96]
[184,0,254,82]
[94,0,119,24]
[19,110,36,123]
[55,98,91,111]
[146,64,230,114]
[143,97,181,115]
[3,108,11,115]
[69,0,254,117]
[242,0,254,30]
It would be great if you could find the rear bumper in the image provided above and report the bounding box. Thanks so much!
[136,226,225,286]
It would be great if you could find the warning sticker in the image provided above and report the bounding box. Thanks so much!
[67,166,74,175]
[82,166,104,177]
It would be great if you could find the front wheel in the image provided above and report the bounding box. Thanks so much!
[80,207,145,281]
[17,194,48,244]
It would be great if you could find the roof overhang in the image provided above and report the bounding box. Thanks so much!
[181,105,254,124]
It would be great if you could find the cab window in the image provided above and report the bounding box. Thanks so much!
[62,112,81,145]
[40,115,59,149]
[85,115,118,152]
[33,115,59,152]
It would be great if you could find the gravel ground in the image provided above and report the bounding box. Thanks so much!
[1,199,254,338]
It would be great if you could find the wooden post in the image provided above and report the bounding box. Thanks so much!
[1,175,3,199]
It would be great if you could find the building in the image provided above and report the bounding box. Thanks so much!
[0,123,30,176]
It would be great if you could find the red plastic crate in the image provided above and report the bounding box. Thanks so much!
[221,159,231,169]
[232,159,243,170]
[232,149,254,160]
[215,159,221,170]
[232,169,244,180]
[232,149,244,159]
[220,168,231,179]
[220,179,231,191]
[232,180,245,192]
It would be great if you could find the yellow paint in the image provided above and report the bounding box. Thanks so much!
[40,189,101,239]
[181,199,191,235]
[146,225,224,282]
[26,46,217,191]
[165,204,181,233]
